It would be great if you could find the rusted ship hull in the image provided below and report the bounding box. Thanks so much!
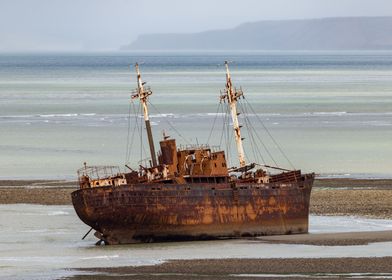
[72,174,313,245]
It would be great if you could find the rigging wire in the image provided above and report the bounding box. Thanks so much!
[139,103,145,165]
[238,102,261,164]
[243,98,296,170]
[147,101,191,145]
[228,101,249,165]
[224,102,234,167]
[237,102,256,164]
[125,79,293,170]
[128,101,148,166]
[206,102,222,144]
[125,101,141,164]
[238,101,267,165]
[125,101,132,164]
[218,101,226,149]
[241,100,279,166]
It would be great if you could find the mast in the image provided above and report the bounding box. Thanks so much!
[132,63,158,167]
[221,61,246,167]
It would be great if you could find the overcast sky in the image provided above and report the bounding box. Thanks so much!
[0,0,391,52]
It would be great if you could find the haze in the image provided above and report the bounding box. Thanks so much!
[0,0,391,52]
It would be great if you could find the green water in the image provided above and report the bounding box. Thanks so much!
[0,52,391,178]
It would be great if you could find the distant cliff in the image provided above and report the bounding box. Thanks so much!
[123,17,392,51]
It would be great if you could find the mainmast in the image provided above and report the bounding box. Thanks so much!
[220,61,246,167]
[132,63,158,167]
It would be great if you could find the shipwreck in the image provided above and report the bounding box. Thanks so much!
[71,62,314,245]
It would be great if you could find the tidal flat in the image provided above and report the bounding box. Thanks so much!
[0,178,391,279]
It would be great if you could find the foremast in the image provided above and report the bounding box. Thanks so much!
[220,61,246,168]
[132,63,158,167]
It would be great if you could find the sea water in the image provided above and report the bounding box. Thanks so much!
[1,53,392,280]
[0,51,392,178]
[0,204,391,280]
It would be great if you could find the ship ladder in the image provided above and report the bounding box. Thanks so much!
[233,189,239,205]
[231,182,239,205]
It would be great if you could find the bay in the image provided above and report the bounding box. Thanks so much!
[0,51,391,178]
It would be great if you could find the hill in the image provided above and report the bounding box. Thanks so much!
[123,17,392,51]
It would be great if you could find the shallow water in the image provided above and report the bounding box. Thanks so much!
[0,204,391,280]
[1,52,392,179]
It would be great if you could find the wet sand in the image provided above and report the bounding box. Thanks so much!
[1,178,391,218]
[256,230,392,246]
[0,179,77,205]
[311,179,392,219]
[67,257,392,280]
[1,179,391,279]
